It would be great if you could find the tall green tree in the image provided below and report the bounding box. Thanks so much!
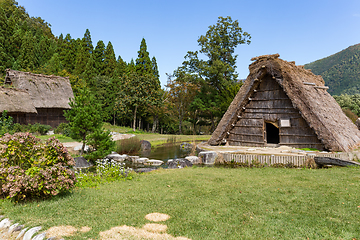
[83,29,93,53]
[178,16,251,132]
[119,72,159,131]
[103,41,117,77]
[64,88,103,155]
[136,38,152,75]
[59,33,77,73]
[152,56,160,80]
[116,55,127,77]
[74,29,93,75]
[93,40,106,75]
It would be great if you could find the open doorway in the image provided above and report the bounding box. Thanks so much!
[265,122,279,144]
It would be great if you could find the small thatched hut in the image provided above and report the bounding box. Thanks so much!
[209,54,360,152]
[4,69,74,127]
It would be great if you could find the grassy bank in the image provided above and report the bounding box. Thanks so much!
[1,167,360,239]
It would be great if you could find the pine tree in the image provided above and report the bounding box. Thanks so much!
[136,38,152,75]
[93,40,106,75]
[152,56,160,80]
[116,55,127,77]
[17,31,35,70]
[59,33,77,73]
[84,54,97,86]
[127,59,136,73]
[103,41,116,77]
[83,29,93,54]
[74,30,93,75]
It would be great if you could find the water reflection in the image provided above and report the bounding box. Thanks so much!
[140,144,191,162]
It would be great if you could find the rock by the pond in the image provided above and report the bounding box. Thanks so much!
[106,152,128,162]
[140,140,151,151]
[198,151,218,165]
[128,156,139,162]
[167,158,193,169]
[185,156,201,164]
[74,156,93,168]
[180,142,193,150]
[135,157,149,164]
[135,167,158,173]
[144,159,164,166]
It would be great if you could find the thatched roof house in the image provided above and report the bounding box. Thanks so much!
[209,54,360,152]
[3,69,74,127]
[0,86,37,124]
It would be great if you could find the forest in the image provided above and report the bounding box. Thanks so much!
[0,0,249,135]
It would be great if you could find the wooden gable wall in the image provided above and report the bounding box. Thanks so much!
[226,74,324,150]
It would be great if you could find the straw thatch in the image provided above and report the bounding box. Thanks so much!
[5,69,74,109]
[0,86,37,113]
[209,54,360,152]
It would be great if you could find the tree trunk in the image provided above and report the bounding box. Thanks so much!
[113,112,116,126]
[81,138,86,155]
[178,102,183,135]
[133,105,137,132]
[152,115,158,133]
[138,118,141,130]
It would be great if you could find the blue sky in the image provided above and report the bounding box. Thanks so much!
[16,0,360,87]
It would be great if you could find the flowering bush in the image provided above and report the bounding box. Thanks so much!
[75,158,132,188]
[0,132,76,201]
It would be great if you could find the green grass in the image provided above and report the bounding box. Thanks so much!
[1,167,360,239]
[136,134,211,147]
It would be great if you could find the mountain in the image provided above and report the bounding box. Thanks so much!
[304,43,360,95]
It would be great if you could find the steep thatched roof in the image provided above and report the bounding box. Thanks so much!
[5,69,74,109]
[0,86,37,114]
[209,54,360,152]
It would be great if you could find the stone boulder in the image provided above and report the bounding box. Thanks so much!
[106,152,129,162]
[180,142,193,150]
[167,158,193,169]
[140,140,151,151]
[198,151,218,165]
[185,156,201,164]
[356,118,360,130]
[135,157,149,164]
[74,156,93,168]
[144,159,164,166]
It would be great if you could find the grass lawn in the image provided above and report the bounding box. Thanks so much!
[137,134,211,147]
[1,167,360,239]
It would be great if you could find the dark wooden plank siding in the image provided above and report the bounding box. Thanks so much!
[26,108,68,127]
[227,74,324,150]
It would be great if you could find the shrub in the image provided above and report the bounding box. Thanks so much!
[12,123,52,135]
[0,111,14,136]
[54,123,72,137]
[85,129,115,162]
[75,158,133,188]
[0,132,76,201]
[115,137,141,154]
[29,123,52,135]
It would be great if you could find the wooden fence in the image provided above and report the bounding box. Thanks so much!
[221,152,352,167]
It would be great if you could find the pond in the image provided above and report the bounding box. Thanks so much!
[140,143,191,162]
[123,143,193,170]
